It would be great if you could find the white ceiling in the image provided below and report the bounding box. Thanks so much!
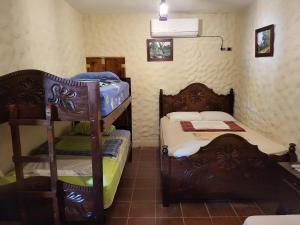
[67,0,254,14]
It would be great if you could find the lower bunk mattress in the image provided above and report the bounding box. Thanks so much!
[0,129,131,209]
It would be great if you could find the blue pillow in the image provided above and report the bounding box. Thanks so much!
[72,72,120,82]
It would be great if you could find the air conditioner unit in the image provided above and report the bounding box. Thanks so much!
[150,18,200,38]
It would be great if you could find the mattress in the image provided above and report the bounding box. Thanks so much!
[160,116,287,157]
[72,72,130,116]
[243,215,300,225]
[0,130,131,209]
[98,81,129,116]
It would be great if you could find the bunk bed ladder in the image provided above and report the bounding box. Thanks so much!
[9,104,61,225]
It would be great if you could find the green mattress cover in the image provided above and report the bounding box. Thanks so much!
[0,133,130,209]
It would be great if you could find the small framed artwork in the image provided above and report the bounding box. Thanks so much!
[255,24,274,57]
[147,38,173,62]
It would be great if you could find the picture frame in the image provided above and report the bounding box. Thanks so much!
[255,24,274,57]
[147,38,173,62]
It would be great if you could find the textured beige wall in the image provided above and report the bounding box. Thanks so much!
[235,0,300,159]
[0,0,86,174]
[83,13,239,147]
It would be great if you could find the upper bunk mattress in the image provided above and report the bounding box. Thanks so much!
[160,116,287,157]
[72,72,130,116]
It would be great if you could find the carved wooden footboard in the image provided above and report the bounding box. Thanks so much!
[160,134,297,206]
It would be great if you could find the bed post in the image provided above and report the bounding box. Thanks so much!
[229,88,234,115]
[8,105,27,224]
[161,145,170,207]
[288,143,297,162]
[127,78,133,162]
[159,89,164,119]
[87,81,104,224]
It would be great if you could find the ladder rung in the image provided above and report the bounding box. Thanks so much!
[13,156,50,163]
[19,191,56,198]
[10,119,50,126]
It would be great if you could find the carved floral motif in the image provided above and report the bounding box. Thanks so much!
[1,78,44,106]
[48,84,81,113]
[191,90,202,101]
[65,191,93,219]
[216,147,241,170]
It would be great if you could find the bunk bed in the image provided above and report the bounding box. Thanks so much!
[0,68,132,225]
[159,83,297,207]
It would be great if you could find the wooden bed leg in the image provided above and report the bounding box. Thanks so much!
[288,143,297,162]
[87,82,104,225]
[161,145,170,207]
[127,103,133,163]
[128,144,133,162]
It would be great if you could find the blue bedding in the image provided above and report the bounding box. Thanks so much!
[72,72,130,116]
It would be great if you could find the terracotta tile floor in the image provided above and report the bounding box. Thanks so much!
[105,147,272,225]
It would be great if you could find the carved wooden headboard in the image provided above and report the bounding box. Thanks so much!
[86,57,126,78]
[159,83,234,118]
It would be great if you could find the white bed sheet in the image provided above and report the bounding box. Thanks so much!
[160,116,287,157]
[243,215,300,225]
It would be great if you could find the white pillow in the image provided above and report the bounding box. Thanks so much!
[199,111,236,121]
[166,112,202,121]
[173,140,211,157]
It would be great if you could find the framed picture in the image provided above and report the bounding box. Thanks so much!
[147,39,173,62]
[255,24,274,57]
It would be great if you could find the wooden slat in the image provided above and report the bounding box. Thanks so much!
[20,191,56,198]
[13,156,50,163]
[101,97,131,131]
[9,119,50,126]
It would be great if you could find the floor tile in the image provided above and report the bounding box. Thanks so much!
[119,178,135,189]
[239,217,248,223]
[255,200,278,215]
[132,189,156,202]
[156,203,182,218]
[106,218,127,225]
[123,165,138,178]
[108,202,130,218]
[140,152,157,162]
[132,150,141,162]
[181,203,209,217]
[156,189,162,202]
[156,177,162,189]
[206,201,236,217]
[127,218,156,225]
[231,201,262,217]
[136,168,159,178]
[115,188,133,202]
[135,178,156,189]
[129,202,155,217]
[211,217,242,225]
[141,147,157,151]
[156,218,184,225]
[184,218,212,225]
[138,161,156,169]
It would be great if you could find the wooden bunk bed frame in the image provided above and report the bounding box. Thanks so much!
[159,83,297,207]
[0,69,132,225]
